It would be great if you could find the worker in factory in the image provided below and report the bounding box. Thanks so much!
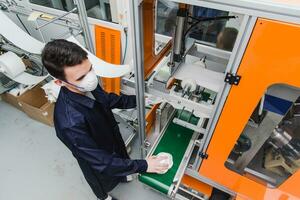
[41,39,169,200]
[216,27,238,51]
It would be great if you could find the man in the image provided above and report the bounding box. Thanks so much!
[41,39,168,200]
[190,7,228,42]
[216,27,238,51]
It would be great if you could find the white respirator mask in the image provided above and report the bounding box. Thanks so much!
[66,69,99,92]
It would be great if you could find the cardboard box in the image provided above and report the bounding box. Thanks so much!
[18,86,54,127]
[1,92,25,111]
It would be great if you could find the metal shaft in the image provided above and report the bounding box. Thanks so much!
[173,8,188,63]
[129,0,146,158]
[73,0,95,54]
[35,7,78,30]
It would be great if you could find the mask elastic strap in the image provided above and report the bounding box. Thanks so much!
[64,80,84,90]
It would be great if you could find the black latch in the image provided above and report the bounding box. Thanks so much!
[199,152,208,159]
[224,73,241,85]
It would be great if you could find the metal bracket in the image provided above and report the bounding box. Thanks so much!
[224,72,241,85]
[199,152,209,159]
[35,7,78,30]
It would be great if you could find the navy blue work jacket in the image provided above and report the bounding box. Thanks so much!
[53,85,147,192]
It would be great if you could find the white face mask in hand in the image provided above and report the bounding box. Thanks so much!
[66,69,99,92]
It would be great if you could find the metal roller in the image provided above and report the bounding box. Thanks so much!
[172,8,188,63]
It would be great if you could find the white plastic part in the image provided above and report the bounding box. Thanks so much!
[174,63,224,92]
[181,78,197,92]
[0,52,48,85]
[0,11,45,54]
[67,36,133,78]
[156,152,173,174]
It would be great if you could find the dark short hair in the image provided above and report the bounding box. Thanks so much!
[217,27,238,51]
[41,39,88,81]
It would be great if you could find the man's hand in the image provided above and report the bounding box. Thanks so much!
[146,156,169,173]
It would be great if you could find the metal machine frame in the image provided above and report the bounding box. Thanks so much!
[128,0,300,199]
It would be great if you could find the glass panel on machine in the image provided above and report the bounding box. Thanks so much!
[225,84,300,187]
[190,7,226,47]
[154,0,242,55]
[29,0,113,22]
[154,0,179,55]
[188,6,241,52]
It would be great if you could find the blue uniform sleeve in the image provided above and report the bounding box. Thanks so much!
[107,93,136,109]
[64,124,148,177]
[98,86,136,109]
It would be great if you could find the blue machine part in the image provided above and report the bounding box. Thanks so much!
[264,94,293,116]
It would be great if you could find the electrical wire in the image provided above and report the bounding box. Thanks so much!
[15,13,31,35]
[184,15,236,39]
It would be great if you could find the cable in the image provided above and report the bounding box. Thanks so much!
[179,15,236,54]
[122,27,128,64]
[184,15,236,38]
[16,13,31,35]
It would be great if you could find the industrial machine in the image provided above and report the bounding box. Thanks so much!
[1,0,300,200]
[126,0,300,199]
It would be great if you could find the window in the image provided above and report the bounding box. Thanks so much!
[154,0,178,55]
[155,0,178,36]
[29,0,112,22]
[154,0,242,55]
[225,84,300,187]
[189,7,228,43]
[189,6,241,51]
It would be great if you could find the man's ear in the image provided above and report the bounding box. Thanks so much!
[54,79,64,86]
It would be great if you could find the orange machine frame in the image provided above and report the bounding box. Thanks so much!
[142,1,188,78]
[199,18,300,200]
[181,175,213,197]
[142,0,172,78]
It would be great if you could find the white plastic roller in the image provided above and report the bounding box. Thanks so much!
[181,78,197,92]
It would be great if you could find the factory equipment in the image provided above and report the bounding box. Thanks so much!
[1,0,300,199]
[126,0,300,199]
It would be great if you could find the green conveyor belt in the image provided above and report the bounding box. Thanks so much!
[139,110,199,195]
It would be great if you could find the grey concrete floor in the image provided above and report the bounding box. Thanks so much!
[0,100,168,200]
